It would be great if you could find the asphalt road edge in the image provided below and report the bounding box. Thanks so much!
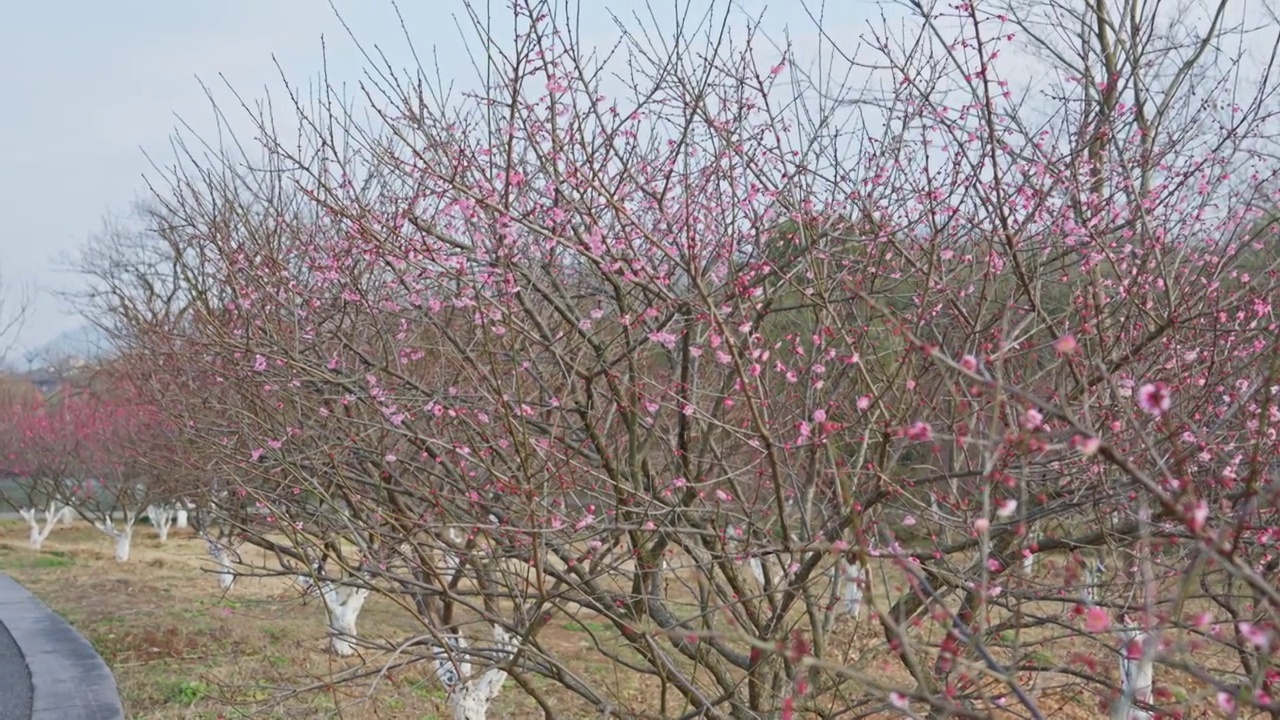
[0,573,125,719]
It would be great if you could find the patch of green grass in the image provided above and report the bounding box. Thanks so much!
[167,679,212,705]
[31,554,74,568]
[0,545,77,571]
[410,680,447,700]
[562,620,612,634]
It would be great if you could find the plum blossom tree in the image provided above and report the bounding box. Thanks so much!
[0,381,76,550]
[6,374,177,562]
[74,0,1280,717]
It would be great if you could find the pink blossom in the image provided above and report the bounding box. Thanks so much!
[959,354,978,372]
[1189,500,1209,533]
[1077,436,1102,456]
[648,330,679,349]
[1136,382,1172,415]
[812,408,827,423]
[904,421,932,441]
[856,395,872,411]
[384,454,397,463]
[1084,606,1110,633]
[973,517,990,533]
[1053,334,1078,354]
[1216,691,1237,714]
[1239,621,1271,650]
[995,499,1017,518]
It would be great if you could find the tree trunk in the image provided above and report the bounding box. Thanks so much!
[147,504,173,542]
[321,583,369,656]
[94,512,137,562]
[433,627,517,720]
[208,541,237,591]
[1113,621,1154,719]
[114,531,133,562]
[838,560,864,618]
[19,501,60,550]
[747,556,765,587]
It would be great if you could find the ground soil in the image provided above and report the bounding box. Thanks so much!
[0,520,1248,718]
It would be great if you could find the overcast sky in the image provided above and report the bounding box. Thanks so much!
[1,0,894,360]
[3,0,1258,361]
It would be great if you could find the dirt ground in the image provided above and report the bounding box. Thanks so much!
[0,519,1246,719]
[0,521,598,719]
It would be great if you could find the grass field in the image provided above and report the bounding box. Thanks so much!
[0,519,1244,719]
[0,521,629,719]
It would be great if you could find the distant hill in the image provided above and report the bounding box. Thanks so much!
[22,324,113,368]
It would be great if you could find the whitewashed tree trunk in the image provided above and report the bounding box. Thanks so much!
[747,556,765,586]
[1083,557,1104,604]
[838,559,865,618]
[1113,620,1154,719]
[295,560,320,590]
[19,501,64,550]
[114,532,133,562]
[175,503,190,529]
[206,540,238,591]
[433,625,518,720]
[441,527,463,573]
[93,512,137,562]
[56,504,75,525]
[147,504,174,542]
[1022,531,1038,575]
[320,582,369,656]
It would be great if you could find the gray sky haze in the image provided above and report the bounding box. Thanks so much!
[3,0,883,361]
[13,0,1248,362]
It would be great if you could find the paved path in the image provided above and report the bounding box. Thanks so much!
[0,574,124,719]
[0,612,33,720]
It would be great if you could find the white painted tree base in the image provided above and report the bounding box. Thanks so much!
[1082,558,1105,604]
[92,513,137,562]
[837,560,865,618]
[20,501,66,550]
[207,541,238,591]
[1113,622,1154,720]
[321,583,369,656]
[147,504,174,542]
[433,625,518,720]
[748,556,765,586]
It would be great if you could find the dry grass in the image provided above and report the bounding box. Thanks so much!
[0,519,1248,719]
[0,520,639,719]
